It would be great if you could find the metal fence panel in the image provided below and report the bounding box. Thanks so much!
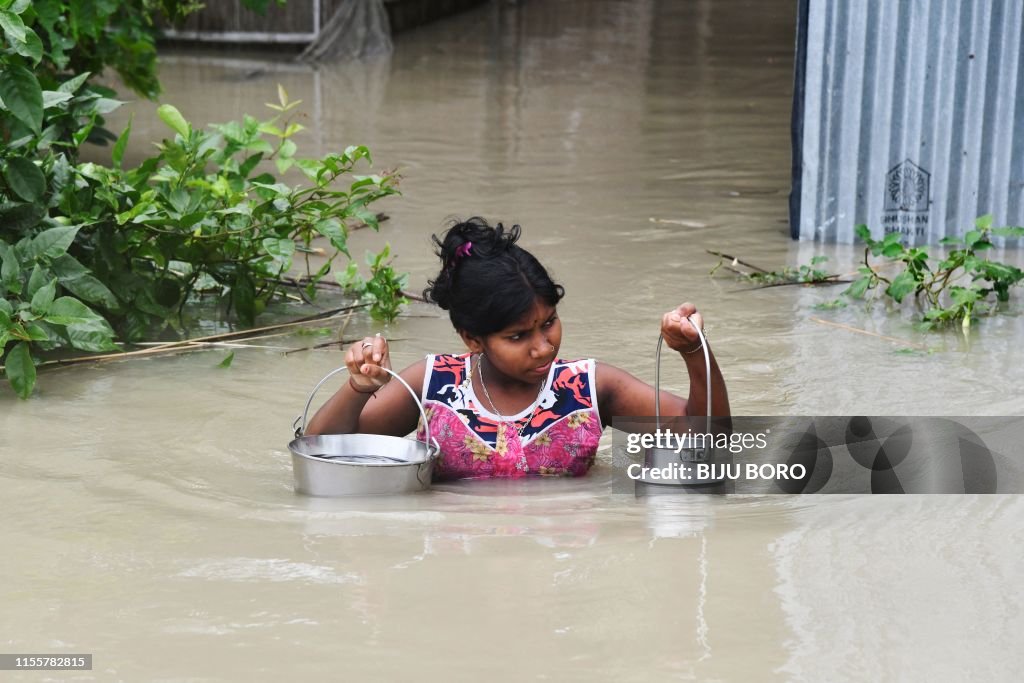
[793,0,1024,245]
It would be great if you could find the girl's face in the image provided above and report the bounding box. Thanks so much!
[463,299,561,386]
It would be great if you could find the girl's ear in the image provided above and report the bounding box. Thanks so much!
[458,329,484,354]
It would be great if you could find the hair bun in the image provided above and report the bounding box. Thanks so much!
[423,217,563,334]
[438,216,520,263]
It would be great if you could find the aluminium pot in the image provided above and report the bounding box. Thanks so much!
[288,366,439,496]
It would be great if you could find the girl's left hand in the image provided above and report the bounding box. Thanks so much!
[661,302,705,354]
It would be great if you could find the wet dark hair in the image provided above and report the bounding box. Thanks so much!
[423,217,565,337]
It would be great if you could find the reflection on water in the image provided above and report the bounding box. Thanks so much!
[4,0,1022,679]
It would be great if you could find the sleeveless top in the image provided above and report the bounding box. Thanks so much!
[415,353,604,480]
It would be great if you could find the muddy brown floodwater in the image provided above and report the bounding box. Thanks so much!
[2,0,1023,680]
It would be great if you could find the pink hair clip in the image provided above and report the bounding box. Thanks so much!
[449,242,472,270]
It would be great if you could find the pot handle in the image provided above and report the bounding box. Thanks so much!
[654,317,712,433]
[293,365,439,457]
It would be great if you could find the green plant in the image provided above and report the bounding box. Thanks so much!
[337,244,409,323]
[0,225,118,397]
[3,1,407,398]
[2,84,404,396]
[74,88,401,331]
[844,216,1024,328]
[744,255,837,286]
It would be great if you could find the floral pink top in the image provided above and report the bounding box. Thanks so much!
[416,353,603,480]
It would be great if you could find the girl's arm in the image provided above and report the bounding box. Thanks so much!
[595,303,730,422]
[304,336,425,438]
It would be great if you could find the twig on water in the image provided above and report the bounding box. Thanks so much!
[283,337,409,356]
[705,250,771,274]
[733,277,853,292]
[22,303,370,372]
[808,316,929,350]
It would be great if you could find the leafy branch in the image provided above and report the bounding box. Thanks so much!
[843,216,1024,329]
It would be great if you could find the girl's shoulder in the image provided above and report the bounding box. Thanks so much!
[425,351,471,373]
[423,352,471,390]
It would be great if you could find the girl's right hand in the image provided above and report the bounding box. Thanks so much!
[346,335,391,392]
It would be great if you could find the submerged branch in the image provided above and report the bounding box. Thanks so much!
[808,316,929,350]
[705,250,771,274]
[13,303,370,372]
[732,277,852,292]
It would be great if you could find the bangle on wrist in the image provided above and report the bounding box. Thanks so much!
[349,377,379,396]
[683,341,705,355]
[682,326,709,355]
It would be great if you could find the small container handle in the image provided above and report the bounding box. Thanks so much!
[294,365,438,457]
[654,317,712,433]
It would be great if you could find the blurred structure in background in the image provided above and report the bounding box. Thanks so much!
[160,0,486,59]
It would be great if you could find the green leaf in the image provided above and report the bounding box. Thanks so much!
[262,237,295,264]
[49,253,89,280]
[3,157,46,202]
[64,322,118,353]
[843,275,871,299]
[314,218,349,254]
[26,264,46,297]
[257,122,285,137]
[16,29,43,64]
[23,322,49,342]
[885,270,918,303]
[974,261,1023,282]
[0,201,45,232]
[3,13,43,63]
[278,139,297,158]
[881,242,904,258]
[335,262,365,294]
[30,279,56,315]
[0,297,12,316]
[963,230,982,248]
[43,296,100,325]
[92,98,123,114]
[1,248,20,294]
[218,350,234,368]
[3,341,35,398]
[353,208,379,230]
[238,152,263,177]
[112,114,132,168]
[41,90,74,109]
[60,274,118,309]
[57,72,91,94]
[0,8,28,43]
[0,63,43,133]
[974,214,993,230]
[157,104,191,139]
[26,225,80,260]
[274,157,294,174]
[949,286,981,307]
[854,224,872,243]
[992,227,1024,239]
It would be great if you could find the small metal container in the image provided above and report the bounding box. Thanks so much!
[288,366,439,496]
[640,332,729,487]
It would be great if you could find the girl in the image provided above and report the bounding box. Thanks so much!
[305,217,730,479]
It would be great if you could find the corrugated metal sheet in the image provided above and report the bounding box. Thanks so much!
[792,0,1024,245]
